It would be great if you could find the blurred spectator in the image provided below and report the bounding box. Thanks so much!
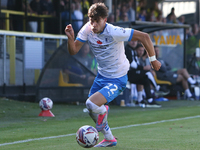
[151,1,162,19]
[74,2,83,31]
[125,42,162,107]
[136,44,168,96]
[166,13,177,24]
[40,0,56,33]
[166,7,175,19]
[120,4,129,20]
[74,43,95,86]
[40,0,55,15]
[185,26,193,39]
[119,12,129,22]
[138,7,146,21]
[29,0,42,32]
[127,0,135,21]
[154,45,197,100]
[52,0,67,17]
[137,0,147,14]
[156,13,163,23]
[107,13,115,23]
[81,0,90,17]
[61,2,79,34]
[7,0,32,31]
[30,0,42,15]
[146,8,156,22]
[191,23,199,37]
[166,7,177,23]
[178,15,185,24]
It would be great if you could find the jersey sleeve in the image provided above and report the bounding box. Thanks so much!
[111,26,134,42]
[76,22,90,43]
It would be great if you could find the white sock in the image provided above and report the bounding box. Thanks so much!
[185,89,192,98]
[137,91,143,102]
[86,99,106,114]
[146,72,158,88]
[148,98,153,103]
[151,89,154,94]
[156,85,160,91]
[142,89,146,98]
[188,77,196,84]
[101,124,114,140]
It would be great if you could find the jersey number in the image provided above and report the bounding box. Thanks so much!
[105,83,118,97]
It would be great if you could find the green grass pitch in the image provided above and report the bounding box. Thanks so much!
[0,98,200,150]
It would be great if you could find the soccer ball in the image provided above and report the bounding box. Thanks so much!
[76,125,99,148]
[39,97,53,110]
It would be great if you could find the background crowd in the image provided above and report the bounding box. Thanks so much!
[1,0,200,102]
[1,0,199,37]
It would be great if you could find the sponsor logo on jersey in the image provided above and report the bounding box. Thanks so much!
[97,40,102,44]
[120,28,126,33]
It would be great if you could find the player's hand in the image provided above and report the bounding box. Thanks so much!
[150,60,161,71]
[65,24,74,40]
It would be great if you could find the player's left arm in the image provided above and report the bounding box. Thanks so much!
[131,30,161,71]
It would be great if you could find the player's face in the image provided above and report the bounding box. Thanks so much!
[89,17,107,34]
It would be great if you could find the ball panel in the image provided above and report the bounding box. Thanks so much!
[39,97,53,110]
[76,125,99,148]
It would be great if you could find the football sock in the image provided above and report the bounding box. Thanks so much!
[147,98,153,103]
[146,72,158,89]
[137,91,143,102]
[188,77,196,84]
[156,85,160,91]
[88,111,98,123]
[185,89,192,98]
[151,89,155,94]
[86,99,107,115]
[101,123,114,140]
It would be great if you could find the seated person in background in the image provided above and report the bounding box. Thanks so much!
[154,45,198,100]
[125,42,161,107]
[137,46,169,96]
[63,59,86,84]
[74,43,95,86]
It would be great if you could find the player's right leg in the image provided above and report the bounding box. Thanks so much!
[86,98,108,132]
[86,103,117,147]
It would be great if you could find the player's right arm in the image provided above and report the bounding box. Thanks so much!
[65,24,84,55]
[131,30,161,71]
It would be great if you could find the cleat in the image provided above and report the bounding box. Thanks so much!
[155,86,170,96]
[135,100,146,108]
[155,90,170,97]
[146,100,161,108]
[96,105,109,132]
[94,137,117,147]
[187,97,195,101]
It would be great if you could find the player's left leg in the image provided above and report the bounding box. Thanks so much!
[86,73,127,147]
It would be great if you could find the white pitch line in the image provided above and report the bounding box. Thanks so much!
[1,115,200,147]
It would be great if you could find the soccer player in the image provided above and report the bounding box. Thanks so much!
[65,3,161,147]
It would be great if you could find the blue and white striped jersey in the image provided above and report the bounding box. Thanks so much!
[76,22,134,78]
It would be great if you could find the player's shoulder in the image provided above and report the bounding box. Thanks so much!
[79,22,91,35]
[106,23,120,31]
[83,22,91,30]
[106,23,130,33]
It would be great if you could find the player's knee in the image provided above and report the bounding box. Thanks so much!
[86,99,92,111]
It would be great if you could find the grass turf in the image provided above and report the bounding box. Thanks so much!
[0,98,200,149]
